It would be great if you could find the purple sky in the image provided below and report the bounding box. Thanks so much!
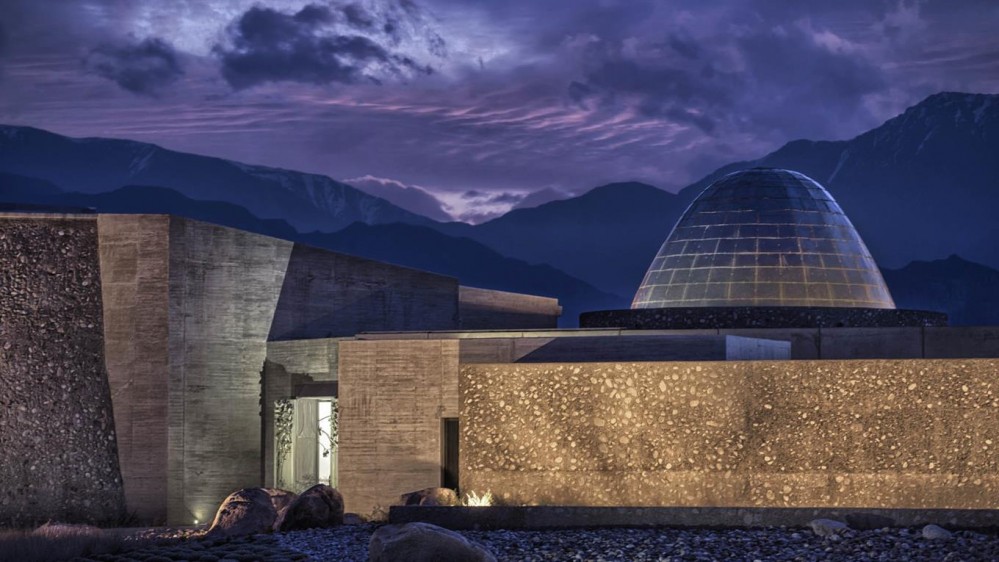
[2,1,998,222]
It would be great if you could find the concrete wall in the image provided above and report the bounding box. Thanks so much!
[166,217,293,525]
[458,286,561,330]
[924,326,999,358]
[0,216,126,526]
[97,215,172,523]
[337,339,459,515]
[460,359,999,510]
[269,245,459,340]
[457,335,788,364]
[359,326,999,361]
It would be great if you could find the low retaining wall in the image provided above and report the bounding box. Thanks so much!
[390,506,999,530]
[580,307,948,329]
[460,359,999,511]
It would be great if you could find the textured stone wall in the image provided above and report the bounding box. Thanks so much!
[461,359,999,510]
[581,307,947,330]
[337,339,460,515]
[458,286,561,330]
[0,216,126,526]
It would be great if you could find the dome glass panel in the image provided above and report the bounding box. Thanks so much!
[632,168,895,309]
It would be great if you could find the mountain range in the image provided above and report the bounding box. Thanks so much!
[2,91,998,325]
[0,125,432,233]
[432,92,999,296]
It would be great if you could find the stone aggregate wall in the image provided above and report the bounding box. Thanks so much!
[0,217,126,526]
[581,307,947,330]
[461,359,999,510]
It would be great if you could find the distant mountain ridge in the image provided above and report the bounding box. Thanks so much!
[882,255,999,326]
[678,92,999,269]
[0,125,433,232]
[428,92,999,297]
[435,182,689,297]
[3,91,998,324]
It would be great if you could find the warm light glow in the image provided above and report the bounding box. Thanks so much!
[463,490,493,507]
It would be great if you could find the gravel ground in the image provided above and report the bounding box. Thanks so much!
[75,525,999,561]
[274,525,999,562]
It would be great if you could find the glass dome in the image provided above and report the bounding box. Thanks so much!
[632,168,895,309]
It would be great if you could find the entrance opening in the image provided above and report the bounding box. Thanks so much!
[441,418,459,491]
[274,397,338,492]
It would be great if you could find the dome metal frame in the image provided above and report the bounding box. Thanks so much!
[632,168,895,310]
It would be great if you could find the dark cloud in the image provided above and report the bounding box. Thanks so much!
[667,35,700,60]
[83,37,183,96]
[0,21,7,57]
[214,2,438,90]
[343,3,376,30]
[734,24,886,136]
[566,19,887,139]
[568,36,738,133]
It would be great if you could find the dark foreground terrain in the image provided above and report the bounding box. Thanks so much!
[8,523,989,562]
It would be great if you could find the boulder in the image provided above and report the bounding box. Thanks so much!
[369,522,496,562]
[207,488,296,538]
[400,487,460,507]
[266,488,298,520]
[809,519,848,537]
[274,484,344,532]
[922,524,954,540]
[344,513,366,525]
[845,512,895,530]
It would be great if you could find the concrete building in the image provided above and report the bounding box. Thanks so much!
[0,212,560,526]
[3,167,998,526]
[318,169,999,516]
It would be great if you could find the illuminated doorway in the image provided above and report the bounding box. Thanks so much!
[274,398,339,492]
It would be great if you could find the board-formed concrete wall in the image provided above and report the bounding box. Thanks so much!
[0,216,126,526]
[97,215,173,523]
[458,286,561,330]
[166,217,294,525]
[337,339,460,515]
[460,359,999,510]
[269,245,460,340]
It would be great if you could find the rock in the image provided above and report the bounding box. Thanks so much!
[845,512,895,530]
[809,519,848,537]
[400,487,460,507]
[922,524,953,540]
[32,522,104,538]
[266,488,297,520]
[274,484,344,532]
[344,513,366,525]
[369,522,497,562]
[208,488,285,538]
